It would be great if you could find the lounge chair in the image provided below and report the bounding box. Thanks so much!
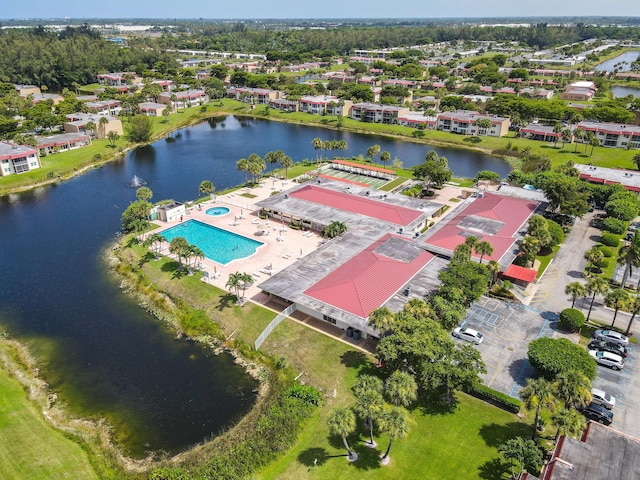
[252,272,262,278]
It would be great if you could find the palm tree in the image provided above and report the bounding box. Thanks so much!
[226,271,243,301]
[487,260,501,287]
[170,93,178,112]
[565,282,587,308]
[605,288,631,328]
[98,116,109,138]
[552,122,562,148]
[618,231,640,288]
[199,180,214,197]
[573,129,584,153]
[633,153,640,171]
[280,154,293,179]
[239,272,254,301]
[625,295,640,335]
[322,220,347,238]
[474,240,494,264]
[378,406,410,465]
[136,186,153,201]
[85,121,96,139]
[586,276,609,322]
[312,137,322,162]
[551,407,587,441]
[143,233,165,260]
[561,128,573,149]
[366,144,381,163]
[554,370,592,409]
[353,375,384,447]
[368,307,395,336]
[589,136,599,156]
[327,406,358,462]
[584,247,604,276]
[384,370,417,408]
[162,107,171,123]
[169,237,189,267]
[380,151,391,168]
[247,153,265,184]
[237,158,250,185]
[520,377,556,439]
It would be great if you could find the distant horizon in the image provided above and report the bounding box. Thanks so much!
[1,0,639,22]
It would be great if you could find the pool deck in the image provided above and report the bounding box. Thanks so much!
[151,180,325,301]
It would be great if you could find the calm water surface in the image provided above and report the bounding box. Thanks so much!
[612,85,640,98]
[0,115,510,457]
[595,51,640,73]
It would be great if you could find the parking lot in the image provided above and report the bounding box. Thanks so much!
[456,296,640,438]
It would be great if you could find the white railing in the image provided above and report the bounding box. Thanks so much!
[254,304,297,350]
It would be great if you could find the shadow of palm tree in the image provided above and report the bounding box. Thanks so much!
[161,260,180,272]
[216,293,237,311]
[416,389,460,415]
[125,237,139,248]
[478,456,509,480]
[479,422,531,449]
[297,447,328,467]
[138,251,155,267]
[340,350,369,369]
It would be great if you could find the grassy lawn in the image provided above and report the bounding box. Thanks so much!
[257,393,529,480]
[0,352,98,480]
[380,177,408,191]
[536,245,560,279]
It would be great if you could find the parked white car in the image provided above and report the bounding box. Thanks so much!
[592,329,629,346]
[452,327,483,345]
[589,350,625,370]
[591,387,616,410]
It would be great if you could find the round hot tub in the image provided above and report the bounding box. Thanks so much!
[205,206,231,217]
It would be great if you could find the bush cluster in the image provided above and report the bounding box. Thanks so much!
[602,217,628,236]
[600,232,622,248]
[559,308,585,332]
[528,337,597,381]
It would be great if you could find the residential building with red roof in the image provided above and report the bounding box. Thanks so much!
[36,133,91,156]
[421,192,541,267]
[576,121,640,149]
[350,103,410,124]
[436,110,511,137]
[0,141,40,176]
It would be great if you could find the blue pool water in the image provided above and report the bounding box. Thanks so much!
[205,206,230,216]
[161,220,264,265]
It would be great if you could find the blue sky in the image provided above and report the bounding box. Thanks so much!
[2,0,639,20]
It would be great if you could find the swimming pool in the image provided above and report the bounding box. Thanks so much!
[205,206,230,217]
[161,220,264,265]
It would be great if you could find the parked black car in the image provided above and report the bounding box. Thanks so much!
[588,340,628,358]
[580,403,614,426]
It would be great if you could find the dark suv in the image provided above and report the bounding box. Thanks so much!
[588,340,628,358]
[580,403,614,426]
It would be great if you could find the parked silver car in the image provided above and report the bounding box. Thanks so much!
[591,387,616,410]
[452,327,483,345]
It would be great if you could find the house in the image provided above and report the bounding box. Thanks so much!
[63,113,123,139]
[226,87,280,104]
[421,191,541,268]
[398,113,438,129]
[139,102,169,116]
[520,124,565,142]
[154,201,186,223]
[14,84,41,96]
[0,141,40,176]
[36,133,91,156]
[152,79,174,92]
[268,98,299,112]
[97,72,142,87]
[576,121,640,149]
[436,110,511,137]
[25,93,64,105]
[575,164,640,194]
[559,81,597,101]
[298,95,352,116]
[157,90,210,110]
[279,62,322,73]
[539,421,640,480]
[350,103,410,124]
[86,100,122,116]
[76,95,99,102]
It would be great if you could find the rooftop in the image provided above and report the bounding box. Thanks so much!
[575,164,640,192]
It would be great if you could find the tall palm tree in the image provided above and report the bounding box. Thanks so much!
[98,116,109,138]
[380,151,391,168]
[378,406,410,465]
[384,370,417,408]
[553,370,592,409]
[625,295,640,335]
[366,144,381,163]
[311,137,323,162]
[618,231,640,288]
[487,260,501,287]
[586,276,609,322]
[573,129,584,152]
[327,406,358,462]
[353,375,384,448]
[169,237,189,267]
[368,307,396,336]
[280,154,293,179]
[584,247,604,276]
[520,377,557,439]
[239,272,254,301]
[236,158,250,185]
[605,288,631,328]
[565,282,587,308]
[474,240,494,264]
[551,408,587,442]
[226,272,243,301]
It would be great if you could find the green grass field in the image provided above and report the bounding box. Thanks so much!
[0,354,98,480]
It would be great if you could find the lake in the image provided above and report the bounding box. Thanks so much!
[0,115,510,458]
[595,51,640,73]
[612,85,640,98]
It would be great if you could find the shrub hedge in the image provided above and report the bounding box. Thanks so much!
[559,308,586,332]
[598,246,613,258]
[600,232,622,248]
[469,384,522,414]
[602,217,628,235]
[528,337,597,381]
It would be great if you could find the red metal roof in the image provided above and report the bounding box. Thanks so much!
[423,193,539,262]
[503,264,538,283]
[304,234,434,318]
[290,185,422,226]
[332,159,395,175]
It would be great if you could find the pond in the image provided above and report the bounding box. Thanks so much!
[595,51,640,73]
[0,115,510,458]
[612,85,640,98]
